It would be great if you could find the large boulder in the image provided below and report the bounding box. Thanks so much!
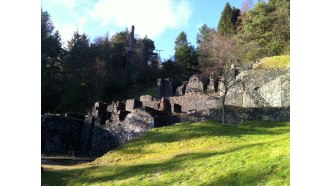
[125,99,142,112]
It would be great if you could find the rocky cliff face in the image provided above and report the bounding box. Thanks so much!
[226,68,290,108]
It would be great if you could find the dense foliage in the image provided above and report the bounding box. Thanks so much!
[238,0,290,61]
[41,10,158,114]
[198,0,290,69]
[41,10,65,113]
[217,2,240,36]
[174,32,198,68]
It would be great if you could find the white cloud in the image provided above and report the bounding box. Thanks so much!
[89,0,193,39]
[53,22,77,46]
[53,18,87,47]
[78,17,88,28]
[48,0,77,9]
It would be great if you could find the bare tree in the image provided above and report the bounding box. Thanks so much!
[200,32,246,123]
[241,0,254,14]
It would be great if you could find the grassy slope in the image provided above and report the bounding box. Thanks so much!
[255,55,290,69]
[42,121,290,186]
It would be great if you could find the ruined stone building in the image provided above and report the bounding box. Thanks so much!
[42,63,290,156]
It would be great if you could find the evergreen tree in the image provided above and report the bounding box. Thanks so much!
[174,32,198,68]
[217,3,234,36]
[217,3,240,36]
[41,9,65,113]
[196,24,212,46]
[57,31,93,113]
[238,0,289,60]
[231,7,241,32]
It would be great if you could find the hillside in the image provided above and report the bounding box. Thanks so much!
[42,121,290,185]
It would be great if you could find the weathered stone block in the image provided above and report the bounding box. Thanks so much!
[125,99,142,112]
[113,101,126,113]
[107,102,113,112]
[175,81,188,96]
[186,75,204,93]
[158,98,171,113]
[140,95,152,102]
[207,78,215,93]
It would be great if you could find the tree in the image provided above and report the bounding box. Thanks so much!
[231,7,241,32]
[196,24,212,46]
[57,31,93,113]
[217,2,240,36]
[238,0,290,60]
[90,33,112,100]
[174,32,198,68]
[241,0,254,14]
[135,36,157,83]
[41,9,65,113]
[200,32,246,123]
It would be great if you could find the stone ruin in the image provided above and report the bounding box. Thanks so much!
[42,62,290,156]
[140,65,290,115]
[157,78,173,98]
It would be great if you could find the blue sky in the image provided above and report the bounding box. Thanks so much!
[41,0,254,60]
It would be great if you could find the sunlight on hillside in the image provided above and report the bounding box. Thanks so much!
[255,55,290,69]
[42,121,290,186]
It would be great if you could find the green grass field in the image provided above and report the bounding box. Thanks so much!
[42,121,290,186]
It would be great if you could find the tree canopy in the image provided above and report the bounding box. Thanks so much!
[41,10,160,114]
[174,32,198,68]
[217,3,240,36]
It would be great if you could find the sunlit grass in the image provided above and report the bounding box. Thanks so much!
[42,121,290,186]
[255,55,290,69]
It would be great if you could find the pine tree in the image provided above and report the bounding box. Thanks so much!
[217,2,240,36]
[217,2,234,36]
[174,32,198,68]
[41,9,65,113]
[196,24,212,46]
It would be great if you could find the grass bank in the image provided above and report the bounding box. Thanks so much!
[42,121,290,185]
[255,55,290,69]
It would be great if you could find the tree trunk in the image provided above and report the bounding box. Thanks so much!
[221,98,225,124]
[221,90,227,124]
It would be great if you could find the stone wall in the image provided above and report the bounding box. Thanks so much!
[41,114,84,155]
[178,106,290,124]
[168,93,219,113]
[42,99,158,156]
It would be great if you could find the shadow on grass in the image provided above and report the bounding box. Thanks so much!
[41,166,96,186]
[42,138,287,185]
